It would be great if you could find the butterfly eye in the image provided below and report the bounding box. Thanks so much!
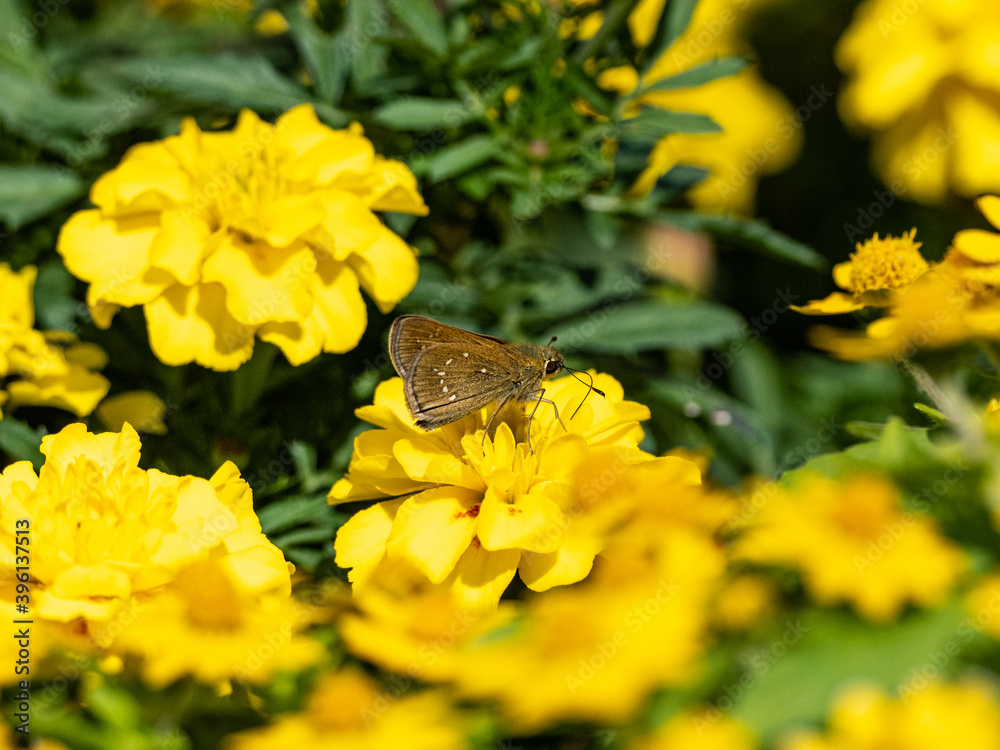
[545,360,560,374]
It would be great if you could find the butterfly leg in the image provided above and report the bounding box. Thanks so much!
[481,395,514,449]
[526,389,566,454]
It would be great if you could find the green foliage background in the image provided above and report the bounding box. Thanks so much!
[3,0,999,747]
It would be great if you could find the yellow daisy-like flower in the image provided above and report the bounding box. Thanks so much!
[447,449,732,732]
[779,680,1000,750]
[735,473,965,622]
[451,553,715,732]
[57,104,427,371]
[619,0,803,213]
[330,372,657,612]
[631,709,758,750]
[0,423,292,640]
[837,0,1000,203]
[228,670,467,750]
[111,556,320,688]
[338,559,513,682]
[811,197,1000,359]
[0,263,109,418]
[793,230,930,315]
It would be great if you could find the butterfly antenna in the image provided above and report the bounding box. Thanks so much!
[564,366,605,419]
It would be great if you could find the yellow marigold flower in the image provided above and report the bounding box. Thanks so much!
[631,709,758,750]
[966,574,1000,640]
[622,0,803,213]
[95,391,168,435]
[836,0,1000,203]
[448,449,731,731]
[229,670,467,750]
[338,559,512,682]
[57,104,427,371]
[451,545,717,732]
[712,573,777,632]
[794,230,930,315]
[779,680,1000,750]
[112,556,320,687]
[329,372,656,612]
[0,423,292,640]
[735,473,965,622]
[811,197,1000,359]
[0,263,109,418]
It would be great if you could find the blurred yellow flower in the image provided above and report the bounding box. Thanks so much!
[966,574,1000,640]
[631,709,758,750]
[735,473,965,622]
[837,0,1000,203]
[451,561,713,732]
[330,373,657,612]
[779,680,1000,750]
[0,263,109,418]
[338,559,512,682]
[57,104,426,371]
[447,448,733,731]
[811,197,1000,359]
[112,556,320,687]
[95,391,168,435]
[622,0,803,213]
[712,573,777,632]
[229,670,467,750]
[145,0,316,36]
[0,423,292,642]
[793,230,930,315]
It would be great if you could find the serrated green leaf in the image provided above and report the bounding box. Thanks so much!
[373,97,477,130]
[426,135,501,182]
[552,300,744,353]
[618,108,721,142]
[656,211,827,270]
[390,0,448,58]
[0,418,45,470]
[639,56,752,94]
[0,165,84,229]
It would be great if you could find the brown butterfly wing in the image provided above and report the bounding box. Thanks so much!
[389,315,507,377]
[388,316,524,430]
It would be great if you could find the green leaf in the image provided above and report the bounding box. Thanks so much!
[372,97,477,130]
[258,494,336,535]
[639,56,752,94]
[618,108,721,142]
[732,604,972,742]
[552,300,744,353]
[0,418,45,470]
[425,135,501,182]
[346,0,388,92]
[284,4,347,103]
[655,211,827,270]
[0,165,84,229]
[641,0,699,75]
[104,54,344,120]
[33,260,80,332]
[390,0,449,58]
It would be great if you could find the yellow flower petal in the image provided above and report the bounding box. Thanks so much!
[386,487,483,584]
[334,499,404,588]
[144,283,255,370]
[96,392,168,434]
[444,541,520,614]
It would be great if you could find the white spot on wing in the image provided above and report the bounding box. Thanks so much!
[437,371,446,376]
[462,352,469,357]
[449,394,457,401]
[442,385,448,393]
[480,368,487,373]
[445,358,453,365]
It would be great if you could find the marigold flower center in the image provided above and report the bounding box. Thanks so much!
[847,230,928,294]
